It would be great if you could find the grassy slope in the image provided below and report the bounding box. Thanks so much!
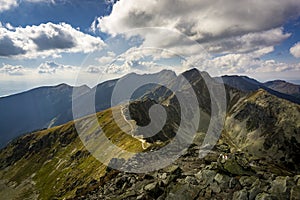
[0,106,146,199]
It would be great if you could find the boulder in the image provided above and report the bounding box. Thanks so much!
[195,170,216,186]
[290,185,300,200]
[233,189,248,200]
[255,193,272,200]
[184,176,198,185]
[269,176,288,194]
[249,179,262,200]
[239,176,257,188]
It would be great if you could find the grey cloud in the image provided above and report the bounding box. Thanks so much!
[86,66,102,74]
[98,0,300,54]
[37,61,73,74]
[32,26,76,51]
[0,22,105,58]
[0,36,26,57]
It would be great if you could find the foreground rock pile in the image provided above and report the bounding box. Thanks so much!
[73,143,300,200]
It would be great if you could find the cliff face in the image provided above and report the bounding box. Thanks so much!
[0,70,300,200]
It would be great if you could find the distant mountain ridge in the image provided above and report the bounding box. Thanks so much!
[0,70,299,148]
[264,80,300,98]
[0,70,177,148]
[218,75,300,104]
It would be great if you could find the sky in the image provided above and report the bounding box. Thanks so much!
[0,0,300,96]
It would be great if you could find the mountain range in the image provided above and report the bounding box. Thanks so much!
[1,71,299,149]
[0,70,177,148]
[0,68,299,199]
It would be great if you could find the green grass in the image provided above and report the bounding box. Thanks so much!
[0,106,151,199]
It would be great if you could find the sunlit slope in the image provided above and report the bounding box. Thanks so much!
[0,106,146,200]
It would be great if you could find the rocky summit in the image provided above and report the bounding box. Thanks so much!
[0,69,299,200]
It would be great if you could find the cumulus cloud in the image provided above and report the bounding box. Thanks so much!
[290,42,300,58]
[98,0,300,39]
[104,63,130,74]
[198,48,300,75]
[97,51,116,65]
[205,28,290,54]
[0,0,56,13]
[0,64,25,75]
[0,22,105,58]
[0,61,79,77]
[0,0,17,12]
[95,0,300,54]
[86,66,102,74]
[37,61,75,74]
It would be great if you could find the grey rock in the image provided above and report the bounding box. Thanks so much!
[294,175,300,186]
[269,176,288,194]
[165,184,201,200]
[255,193,272,200]
[215,173,230,189]
[160,173,167,180]
[233,189,248,200]
[195,170,217,185]
[239,176,257,187]
[249,186,262,200]
[214,173,224,184]
[164,165,181,174]
[205,187,212,199]
[229,177,238,189]
[184,176,198,185]
[136,193,148,200]
[290,185,300,200]
[144,182,158,192]
[210,182,221,193]
[249,179,262,200]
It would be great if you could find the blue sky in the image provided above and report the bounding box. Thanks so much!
[0,0,300,96]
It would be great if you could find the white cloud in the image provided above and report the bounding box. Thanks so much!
[91,0,300,57]
[199,48,300,75]
[0,64,25,75]
[86,66,102,74]
[0,0,56,13]
[0,0,17,12]
[92,0,300,77]
[37,61,75,74]
[0,61,78,76]
[97,51,116,65]
[105,0,115,4]
[105,63,131,74]
[0,22,105,59]
[205,28,290,54]
[290,42,300,58]
[98,0,300,40]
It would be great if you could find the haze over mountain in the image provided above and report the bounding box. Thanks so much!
[1,70,299,149]
[264,80,300,99]
[218,75,300,104]
[0,70,177,148]
[0,69,299,199]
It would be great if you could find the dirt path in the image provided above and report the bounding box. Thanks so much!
[120,105,148,150]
